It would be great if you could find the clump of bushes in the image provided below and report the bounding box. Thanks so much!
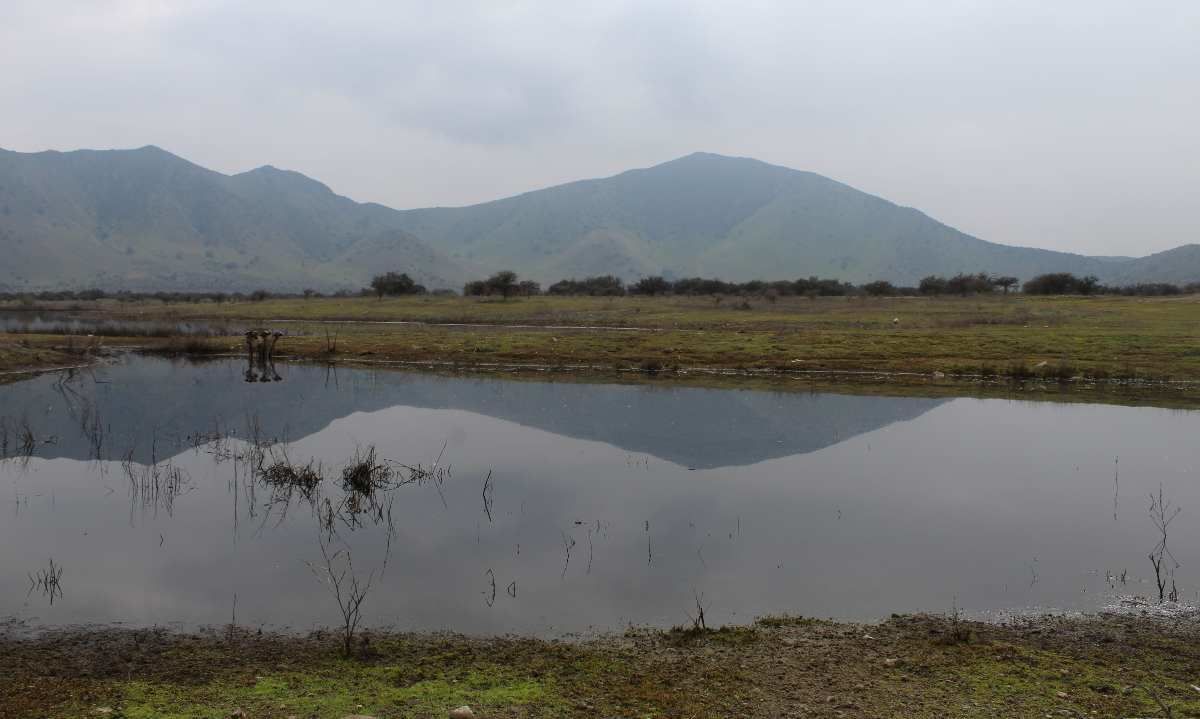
[9,269,1199,304]
[919,273,1004,296]
[547,275,624,296]
[367,272,426,298]
[463,271,539,298]
[1023,273,1100,295]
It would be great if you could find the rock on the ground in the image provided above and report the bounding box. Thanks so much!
[449,706,476,719]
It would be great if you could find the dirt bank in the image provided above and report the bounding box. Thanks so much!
[3,613,1199,718]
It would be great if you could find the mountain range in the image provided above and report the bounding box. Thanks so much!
[0,146,1195,291]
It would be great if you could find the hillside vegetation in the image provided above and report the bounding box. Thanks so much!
[398,152,1189,285]
[2,147,1197,291]
[0,146,467,292]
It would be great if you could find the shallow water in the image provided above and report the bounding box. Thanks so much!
[0,310,237,337]
[1,356,1197,635]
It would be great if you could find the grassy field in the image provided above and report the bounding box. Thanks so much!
[4,294,1200,392]
[4,614,1200,718]
[33,291,1200,333]
[0,340,80,382]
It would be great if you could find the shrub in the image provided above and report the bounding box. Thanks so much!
[945,273,994,296]
[1023,273,1100,295]
[464,271,521,298]
[630,276,671,295]
[547,275,625,296]
[863,280,897,296]
[369,272,426,298]
[919,275,948,296]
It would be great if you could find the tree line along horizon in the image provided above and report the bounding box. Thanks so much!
[2,271,1195,304]
[368,270,1194,299]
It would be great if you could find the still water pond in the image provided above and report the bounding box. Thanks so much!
[2,356,1197,635]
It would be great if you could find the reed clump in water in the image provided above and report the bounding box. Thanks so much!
[262,459,324,493]
[27,558,64,605]
[341,446,394,495]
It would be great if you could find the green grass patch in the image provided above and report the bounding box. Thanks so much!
[949,642,1200,718]
[111,665,557,719]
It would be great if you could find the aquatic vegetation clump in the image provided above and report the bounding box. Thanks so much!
[261,458,324,495]
[27,558,64,605]
[121,439,190,518]
[341,445,394,495]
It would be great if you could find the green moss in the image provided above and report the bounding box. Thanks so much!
[112,666,557,719]
[948,642,1200,718]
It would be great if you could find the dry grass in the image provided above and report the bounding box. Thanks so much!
[6,294,1200,393]
[0,341,80,380]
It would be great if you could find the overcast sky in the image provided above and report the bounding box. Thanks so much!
[2,0,1197,257]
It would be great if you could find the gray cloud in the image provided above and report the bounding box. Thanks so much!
[1,0,1197,255]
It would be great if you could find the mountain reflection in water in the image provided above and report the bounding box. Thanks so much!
[3,356,1199,635]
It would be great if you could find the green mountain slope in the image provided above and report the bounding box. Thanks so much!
[1102,245,1200,286]
[397,152,1197,285]
[0,146,468,292]
[0,147,1195,291]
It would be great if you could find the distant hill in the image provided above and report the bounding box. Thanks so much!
[395,152,1198,286]
[1098,245,1200,286]
[0,146,468,292]
[0,147,1195,290]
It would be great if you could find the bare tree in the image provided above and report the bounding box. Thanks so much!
[1148,484,1181,604]
[307,534,375,657]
